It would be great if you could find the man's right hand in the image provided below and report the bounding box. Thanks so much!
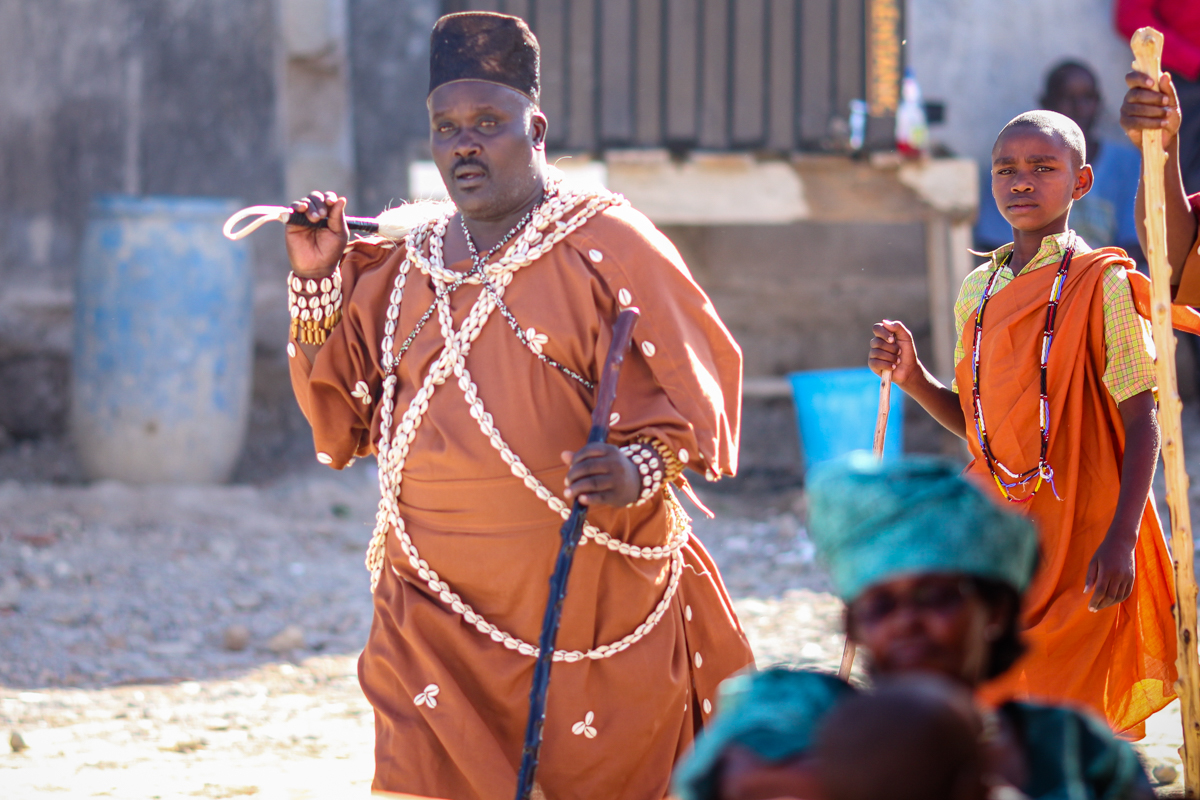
[1120,71,1181,148]
[285,191,349,278]
[869,320,920,387]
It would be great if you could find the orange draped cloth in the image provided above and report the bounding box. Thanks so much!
[959,248,1178,738]
[290,202,754,799]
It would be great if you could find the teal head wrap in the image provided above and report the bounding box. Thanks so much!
[806,453,1038,602]
[671,668,855,800]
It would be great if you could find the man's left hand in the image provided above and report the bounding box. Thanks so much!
[562,444,640,508]
[1085,529,1137,612]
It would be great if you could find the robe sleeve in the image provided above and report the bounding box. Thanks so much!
[568,204,742,481]
[288,237,403,469]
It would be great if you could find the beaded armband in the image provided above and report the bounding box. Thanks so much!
[619,442,664,506]
[638,436,686,483]
[288,269,344,346]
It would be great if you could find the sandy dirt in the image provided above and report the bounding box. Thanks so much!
[2,417,1198,798]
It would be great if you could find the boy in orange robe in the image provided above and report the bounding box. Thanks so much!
[868,110,1177,737]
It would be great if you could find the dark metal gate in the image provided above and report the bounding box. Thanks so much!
[439,0,903,153]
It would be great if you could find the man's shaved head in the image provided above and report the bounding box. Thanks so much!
[994,110,1087,169]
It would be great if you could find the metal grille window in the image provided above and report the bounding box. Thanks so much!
[439,0,903,153]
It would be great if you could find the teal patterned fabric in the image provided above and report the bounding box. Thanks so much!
[1004,702,1153,799]
[806,452,1039,602]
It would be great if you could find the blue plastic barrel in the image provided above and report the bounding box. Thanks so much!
[72,196,252,483]
[788,367,904,468]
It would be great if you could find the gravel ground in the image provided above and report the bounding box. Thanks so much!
[3,407,1200,798]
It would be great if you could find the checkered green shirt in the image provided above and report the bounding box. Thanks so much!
[951,231,1156,404]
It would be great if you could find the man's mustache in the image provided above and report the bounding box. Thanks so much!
[453,157,487,174]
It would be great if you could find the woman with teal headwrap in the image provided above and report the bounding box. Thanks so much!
[806,453,1155,800]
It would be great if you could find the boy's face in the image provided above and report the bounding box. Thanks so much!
[991,127,1093,235]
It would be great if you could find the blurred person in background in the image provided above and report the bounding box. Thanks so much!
[1117,0,1200,195]
[670,669,993,800]
[670,668,853,800]
[976,61,1142,256]
[815,676,991,800]
[806,454,1156,800]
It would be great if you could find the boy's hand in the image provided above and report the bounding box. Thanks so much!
[1084,530,1136,612]
[1120,71,1181,149]
[869,320,920,387]
[562,444,640,508]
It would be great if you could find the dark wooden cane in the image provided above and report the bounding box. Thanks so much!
[514,308,640,800]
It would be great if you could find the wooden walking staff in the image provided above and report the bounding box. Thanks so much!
[514,308,640,800]
[837,370,893,680]
[1132,26,1200,796]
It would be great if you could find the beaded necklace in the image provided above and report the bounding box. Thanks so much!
[462,202,596,388]
[460,201,541,271]
[387,202,542,367]
[970,233,1075,502]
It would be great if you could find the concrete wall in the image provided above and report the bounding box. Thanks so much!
[909,0,1133,165]
[348,0,438,213]
[0,0,281,439]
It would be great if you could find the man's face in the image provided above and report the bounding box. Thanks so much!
[1044,67,1100,135]
[991,127,1092,234]
[427,81,547,220]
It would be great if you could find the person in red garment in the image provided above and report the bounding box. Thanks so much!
[282,11,753,800]
[1116,0,1200,194]
[1119,56,1200,305]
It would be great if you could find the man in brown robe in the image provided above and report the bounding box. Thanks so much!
[281,12,754,800]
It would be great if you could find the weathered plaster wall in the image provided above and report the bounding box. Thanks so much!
[0,0,281,439]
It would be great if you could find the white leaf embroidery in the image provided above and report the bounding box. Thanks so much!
[414,683,440,708]
[571,710,597,738]
[350,380,372,405]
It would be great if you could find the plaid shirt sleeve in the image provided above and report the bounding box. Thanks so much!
[1101,263,1157,404]
[950,266,995,393]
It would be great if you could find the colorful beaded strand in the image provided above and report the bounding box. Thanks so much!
[970,236,1075,502]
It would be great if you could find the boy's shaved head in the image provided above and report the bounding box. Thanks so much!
[994,110,1087,168]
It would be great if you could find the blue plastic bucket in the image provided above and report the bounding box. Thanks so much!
[72,195,252,483]
[788,367,904,468]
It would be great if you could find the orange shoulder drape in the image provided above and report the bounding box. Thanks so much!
[959,248,1177,738]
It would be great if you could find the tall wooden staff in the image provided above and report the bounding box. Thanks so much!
[1132,26,1200,796]
[837,370,892,680]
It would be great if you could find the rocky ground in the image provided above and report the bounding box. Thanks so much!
[0,410,1198,798]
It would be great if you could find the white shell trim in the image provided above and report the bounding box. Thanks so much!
[364,185,692,663]
[588,249,604,263]
[287,342,297,358]
[618,288,632,307]
[641,341,656,358]
[703,699,712,714]
[316,452,333,465]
